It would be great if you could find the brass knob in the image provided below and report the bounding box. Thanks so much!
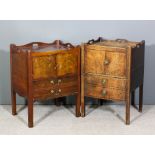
[54,64,59,70]
[51,90,54,94]
[102,90,107,96]
[104,59,109,65]
[50,80,54,84]
[102,79,107,85]
[58,79,62,83]
[58,89,61,93]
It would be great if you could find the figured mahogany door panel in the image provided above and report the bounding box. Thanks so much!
[32,55,56,79]
[33,84,78,100]
[85,75,126,90]
[56,52,78,77]
[84,49,105,74]
[33,76,78,90]
[104,51,127,77]
[85,84,126,101]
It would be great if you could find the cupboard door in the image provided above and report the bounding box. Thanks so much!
[104,51,127,77]
[84,49,105,74]
[32,55,56,79]
[56,52,78,77]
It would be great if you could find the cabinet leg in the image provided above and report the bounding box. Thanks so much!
[54,98,61,106]
[126,93,131,125]
[62,97,67,105]
[99,99,107,105]
[76,94,81,117]
[98,99,102,105]
[54,97,66,106]
[11,89,17,115]
[131,91,135,106]
[81,75,85,117]
[25,98,28,105]
[28,98,33,128]
[139,84,143,112]
[81,95,85,117]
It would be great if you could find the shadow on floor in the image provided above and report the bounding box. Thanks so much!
[1,102,153,127]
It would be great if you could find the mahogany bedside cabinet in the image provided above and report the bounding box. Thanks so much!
[81,37,145,125]
[10,40,81,127]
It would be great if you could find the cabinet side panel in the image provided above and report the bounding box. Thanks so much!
[11,47,28,96]
[131,42,145,91]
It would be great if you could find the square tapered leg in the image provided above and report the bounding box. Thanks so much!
[126,93,131,125]
[11,89,17,115]
[28,98,33,128]
[139,84,143,112]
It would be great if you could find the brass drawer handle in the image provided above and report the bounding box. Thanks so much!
[102,79,107,85]
[50,80,54,84]
[104,59,109,65]
[58,79,62,83]
[54,64,59,70]
[58,89,61,93]
[51,90,54,94]
[102,90,107,96]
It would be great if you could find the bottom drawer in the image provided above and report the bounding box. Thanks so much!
[34,85,78,100]
[85,84,126,101]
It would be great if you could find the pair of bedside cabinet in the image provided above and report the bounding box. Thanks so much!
[10,38,145,127]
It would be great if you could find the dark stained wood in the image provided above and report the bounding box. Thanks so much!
[11,90,16,115]
[10,40,81,128]
[139,84,143,112]
[131,90,137,110]
[11,47,28,97]
[82,38,145,125]
[87,37,105,45]
[10,44,17,115]
[131,91,135,106]
[54,97,66,106]
[130,41,145,91]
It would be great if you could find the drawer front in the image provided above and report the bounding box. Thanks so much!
[85,84,126,101]
[85,75,126,90]
[56,52,78,76]
[32,55,56,79]
[33,84,78,100]
[33,76,78,90]
[104,51,127,77]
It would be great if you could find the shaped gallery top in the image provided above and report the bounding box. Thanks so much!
[12,40,76,53]
[86,37,145,49]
